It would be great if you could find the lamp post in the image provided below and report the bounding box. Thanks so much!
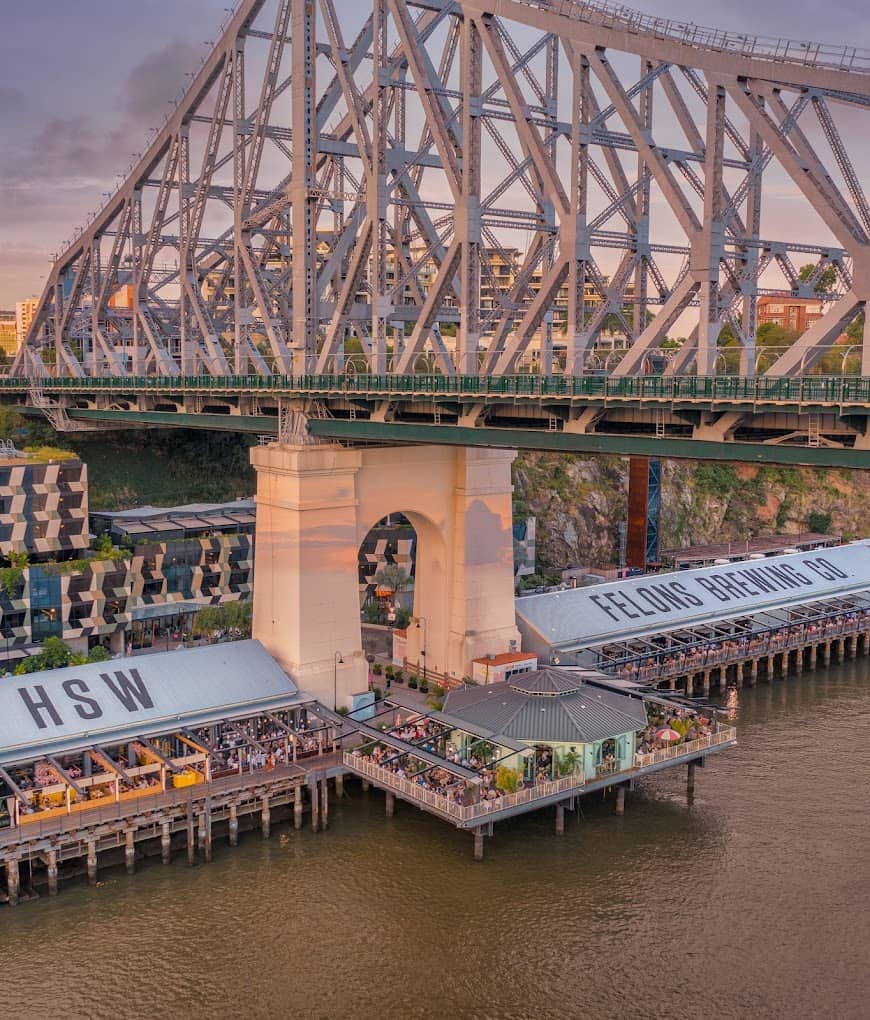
[416,616,427,682]
[333,651,343,711]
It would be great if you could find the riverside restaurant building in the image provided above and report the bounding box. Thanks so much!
[0,641,349,904]
[343,666,736,859]
[516,542,870,693]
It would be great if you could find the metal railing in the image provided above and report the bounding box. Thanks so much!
[0,763,305,847]
[3,374,870,407]
[343,752,584,823]
[635,726,737,768]
[621,617,867,685]
[533,0,870,74]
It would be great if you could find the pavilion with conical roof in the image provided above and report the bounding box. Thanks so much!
[441,667,648,778]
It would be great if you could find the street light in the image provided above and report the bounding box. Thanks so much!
[416,616,427,682]
[333,651,343,711]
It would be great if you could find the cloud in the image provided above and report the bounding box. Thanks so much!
[120,41,202,122]
[0,40,200,304]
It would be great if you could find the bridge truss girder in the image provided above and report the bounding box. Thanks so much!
[13,0,870,380]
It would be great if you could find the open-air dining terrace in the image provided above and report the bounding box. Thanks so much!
[566,596,870,690]
[341,670,737,830]
[0,702,341,832]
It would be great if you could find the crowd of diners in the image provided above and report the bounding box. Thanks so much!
[1,708,338,825]
[609,608,870,684]
[635,705,719,759]
[353,701,725,811]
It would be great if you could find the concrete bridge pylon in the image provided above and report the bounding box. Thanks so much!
[251,443,521,707]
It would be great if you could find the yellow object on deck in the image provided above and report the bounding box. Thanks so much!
[172,771,199,789]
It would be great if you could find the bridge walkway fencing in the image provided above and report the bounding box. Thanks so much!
[3,373,870,406]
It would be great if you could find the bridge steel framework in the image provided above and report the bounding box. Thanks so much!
[12,0,870,391]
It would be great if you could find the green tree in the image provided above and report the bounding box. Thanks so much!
[798,263,837,293]
[0,405,21,442]
[373,564,410,593]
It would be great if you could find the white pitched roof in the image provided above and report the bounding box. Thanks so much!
[517,542,870,652]
[0,640,303,765]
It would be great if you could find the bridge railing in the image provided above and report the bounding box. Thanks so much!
[532,0,870,74]
[3,374,870,405]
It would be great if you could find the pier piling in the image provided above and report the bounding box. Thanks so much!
[6,857,19,907]
[310,780,320,833]
[555,804,565,835]
[294,785,303,830]
[161,822,171,863]
[187,813,196,865]
[261,796,271,839]
[615,785,626,816]
[687,761,697,796]
[125,829,135,874]
[87,839,98,884]
[385,791,395,817]
[320,777,329,830]
[46,850,58,896]
[228,804,238,846]
[473,828,485,861]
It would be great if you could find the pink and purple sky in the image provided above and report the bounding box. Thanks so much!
[0,0,867,308]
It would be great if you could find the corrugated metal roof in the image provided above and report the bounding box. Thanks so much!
[517,542,870,651]
[98,499,256,522]
[0,640,304,765]
[443,669,647,744]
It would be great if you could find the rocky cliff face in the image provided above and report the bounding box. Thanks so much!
[512,452,870,577]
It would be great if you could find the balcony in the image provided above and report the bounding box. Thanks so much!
[634,726,737,769]
[343,751,584,827]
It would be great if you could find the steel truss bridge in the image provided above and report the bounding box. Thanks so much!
[8,0,870,466]
[3,373,870,467]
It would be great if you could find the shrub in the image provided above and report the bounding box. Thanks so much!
[408,677,418,689]
[419,681,429,694]
[394,670,404,684]
[808,510,832,534]
[385,664,394,677]
[372,662,383,676]
[372,685,383,700]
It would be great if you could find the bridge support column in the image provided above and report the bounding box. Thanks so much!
[251,443,520,703]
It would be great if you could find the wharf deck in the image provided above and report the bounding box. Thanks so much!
[0,752,343,858]
[342,727,737,830]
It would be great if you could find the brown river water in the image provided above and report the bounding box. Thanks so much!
[2,659,869,1020]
